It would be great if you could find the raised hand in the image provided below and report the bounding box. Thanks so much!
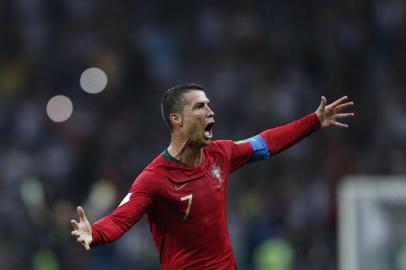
[315,96,354,128]
[71,206,92,250]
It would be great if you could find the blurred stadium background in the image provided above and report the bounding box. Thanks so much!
[0,0,405,269]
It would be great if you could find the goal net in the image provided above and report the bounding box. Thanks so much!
[338,176,406,270]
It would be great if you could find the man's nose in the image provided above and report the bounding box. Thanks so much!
[207,107,215,118]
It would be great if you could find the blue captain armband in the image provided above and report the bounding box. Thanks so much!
[235,135,270,162]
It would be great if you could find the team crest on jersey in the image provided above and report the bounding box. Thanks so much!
[211,164,224,189]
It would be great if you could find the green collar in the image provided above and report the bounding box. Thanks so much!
[162,149,188,166]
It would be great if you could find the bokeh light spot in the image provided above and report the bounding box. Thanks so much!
[80,67,108,94]
[46,95,73,123]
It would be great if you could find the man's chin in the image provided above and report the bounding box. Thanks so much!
[202,138,212,146]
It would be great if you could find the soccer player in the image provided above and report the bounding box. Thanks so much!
[71,83,354,269]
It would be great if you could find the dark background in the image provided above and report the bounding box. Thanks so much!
[0,0,405,269]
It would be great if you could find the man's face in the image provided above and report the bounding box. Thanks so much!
[179,90,215,147]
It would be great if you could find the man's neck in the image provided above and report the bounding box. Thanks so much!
[167,135,203,167]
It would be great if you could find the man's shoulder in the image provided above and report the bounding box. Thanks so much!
[129,155,167,192]
[209,139,233,147]
[140,155,167,178]
[207,140,235,154]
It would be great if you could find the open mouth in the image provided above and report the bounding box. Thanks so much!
[204,122,215,139]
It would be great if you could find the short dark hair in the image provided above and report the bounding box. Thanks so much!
[161,83,204,131]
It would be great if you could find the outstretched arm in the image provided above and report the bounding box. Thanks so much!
[89,193,151,246]
[70,176,154,248]
[228,96,354,171]
[262,96,354,155]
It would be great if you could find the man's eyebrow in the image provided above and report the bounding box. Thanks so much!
[192,100,210,109]
[192,102,204,109]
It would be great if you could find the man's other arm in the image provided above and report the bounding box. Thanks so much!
[71,174,155,249]
[90,192,152,246]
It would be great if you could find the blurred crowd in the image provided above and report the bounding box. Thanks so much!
[0,0,405,269]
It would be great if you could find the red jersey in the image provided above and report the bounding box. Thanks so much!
[91,113,320,270]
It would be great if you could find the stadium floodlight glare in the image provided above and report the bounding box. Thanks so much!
[80,67,108,94]
[46,95,73,122]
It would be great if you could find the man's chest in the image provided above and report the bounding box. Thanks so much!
[157,164,228,225]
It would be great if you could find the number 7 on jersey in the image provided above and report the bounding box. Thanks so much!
[180,194,193,221]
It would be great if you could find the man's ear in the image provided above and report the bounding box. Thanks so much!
[169,113,183,128]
